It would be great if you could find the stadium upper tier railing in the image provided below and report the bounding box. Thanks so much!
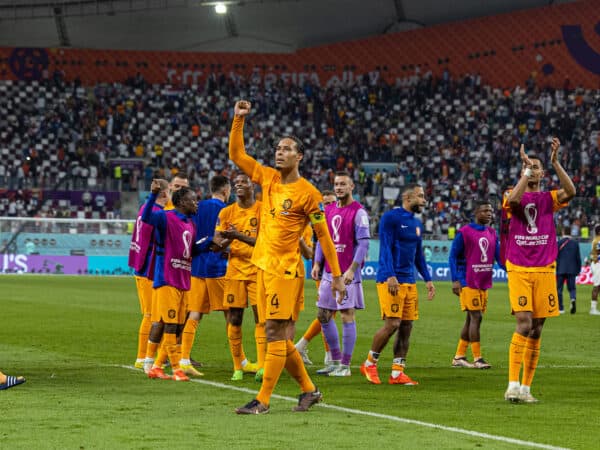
[0,217,133,257]
[0,217,593,279]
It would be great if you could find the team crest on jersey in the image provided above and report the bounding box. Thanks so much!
[472,297,479,307]
[227,294,235,304]
[282,199,292,210]
[250,217,258,227]
[518,296,527,307]
[168,309,176,319]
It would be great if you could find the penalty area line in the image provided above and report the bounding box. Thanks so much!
[119,365,569,450]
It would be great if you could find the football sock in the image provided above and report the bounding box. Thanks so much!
[521,337,541,387]
[303,319,322,341]
[366,350,380,366]
[137,315,152,360]
[341,322,357,366]
[471,341,482,360]
[508,333,527,382]
[163,333,180,370]
[322,333,330,352]
[255,323,267,368]
[155,344,168,369]
[285,340,316,393]
[145,341,159,360]
[391,357,406,378]
[228,324,244,370]
[181,318,198,360]
[321,320,341,361]
[455,338,469,358]
[256,340,287,406]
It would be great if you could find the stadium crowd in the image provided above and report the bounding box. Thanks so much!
[1,69,599,236]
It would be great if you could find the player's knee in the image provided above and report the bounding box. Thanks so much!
[149,322,164,342]
[228,308,244,326]
[385,317,401,333]
[317,308,332,323]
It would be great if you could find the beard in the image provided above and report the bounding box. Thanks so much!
[410,203,422,213]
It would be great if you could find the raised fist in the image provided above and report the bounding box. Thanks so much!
[234,100,252,117]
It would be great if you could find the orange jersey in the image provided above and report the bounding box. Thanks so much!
[251,165,323,279]
[216,200,261,280]
[164,199,175,211]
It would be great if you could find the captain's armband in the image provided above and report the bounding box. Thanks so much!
[308,211,326,225]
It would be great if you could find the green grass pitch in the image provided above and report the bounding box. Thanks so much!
[1,275,599,449]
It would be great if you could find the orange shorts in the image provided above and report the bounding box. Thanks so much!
[459,286,488,312]
[256,269,304,323]
[507,271,560,318]
[188,276,227,313]
[223,278,257,309]
[134,275,153,315]
[151,285,187,324]
[376,282,419,320]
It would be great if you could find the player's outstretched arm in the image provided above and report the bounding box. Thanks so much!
[507,144,532,207]
[550,138,576,203]
[229,100,258,178]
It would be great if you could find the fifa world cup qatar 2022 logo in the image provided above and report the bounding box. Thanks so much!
[331,215,343,243]
[524,203,538,234]
[478,237,489,263]
[182,230,192,259]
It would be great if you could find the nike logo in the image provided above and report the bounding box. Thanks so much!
[548,308,556,313]
[400,225,408,228]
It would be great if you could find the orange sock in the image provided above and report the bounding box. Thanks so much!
[471,341,482,360]
[391,362,404,372]
[521,338,541,387]
[256,340,287,406]
[367,350,379,365]
[163,333,180,370]
[181,318,198,360]
[228,324,244,370]
[145,341,159,360]
[285,340,316,393]
[137,315,152,359]
[303,319,322,341]
[255,323,267,368]
[155,343,168,368]
[508,333,527,382]
[455,338,469,358]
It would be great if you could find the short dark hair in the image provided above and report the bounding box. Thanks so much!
[402,183,421,195]
[210,175,230,194]
[280,135,305,154]
[322,190,335,197]
[475,199,493,210]
[595,224,600,235]
[172,186,193,207]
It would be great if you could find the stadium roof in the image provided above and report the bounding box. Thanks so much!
[0,0,576,53]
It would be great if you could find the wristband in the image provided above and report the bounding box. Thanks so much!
[524,168,532,177]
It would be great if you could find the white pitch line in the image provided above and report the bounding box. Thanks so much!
[119,365,570,450]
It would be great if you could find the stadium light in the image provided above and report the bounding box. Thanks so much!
[215,3,227,14]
